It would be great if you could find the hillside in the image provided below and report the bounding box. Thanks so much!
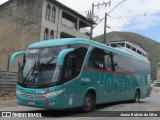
[94,31,160,80]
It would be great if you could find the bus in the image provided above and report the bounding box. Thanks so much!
[11,38,151,112]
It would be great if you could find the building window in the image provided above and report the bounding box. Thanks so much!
[132,47,136,52]
[44,28,49,40]
[50,30,54,39]
[45,4,51,21]
[137,50,142,55]
[126,44,131,49]
[51,7,56,23]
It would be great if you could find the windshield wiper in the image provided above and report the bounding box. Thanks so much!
[23,49,42,84]
[38,56,55,70]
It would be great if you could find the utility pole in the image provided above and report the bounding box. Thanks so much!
[90,3,94,40]
[104,13,107,43]
[86,1,111,39]
[7,55,10,71]
[103,0,127,43]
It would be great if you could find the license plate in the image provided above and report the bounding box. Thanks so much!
[28,101,35,106]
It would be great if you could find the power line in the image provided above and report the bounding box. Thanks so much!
[111,10,141,34]
[106,10,160,37]
[108,12,160,20]
[110,2,144,35]
[109,1,160,40]
[108,23,160,29]
[95,6,104,14]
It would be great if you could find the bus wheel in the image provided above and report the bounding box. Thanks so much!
[82,92,95,112]
[134,90,140,103]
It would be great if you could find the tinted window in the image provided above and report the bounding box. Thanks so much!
[88,48,116,71]
[126,44,131,49]
[111,43,124,48]
[137,50,142,55]
[111,44,117,47]
[132,47,136,52]
[87,47,150,75]
[113,54,133,73]
[118,43,125,47]
[88,48,105,69]
[62,46,88,82]
[113,53,150,74]
[104,52,116,71]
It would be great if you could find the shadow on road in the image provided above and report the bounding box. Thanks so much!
[26,100,148,117]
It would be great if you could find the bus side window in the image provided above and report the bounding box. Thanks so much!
[112,54,131,73]
[88,48,105,70]
[110,53,116,71]
[63,47,87,82]
[104,52,117,71]
[104,53,112,70]
[64,55,76,79]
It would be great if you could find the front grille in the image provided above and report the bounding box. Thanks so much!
[34,94,46,99]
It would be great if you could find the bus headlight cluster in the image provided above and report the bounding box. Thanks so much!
[16,89,65,98]
[16,89,21,94]
[45,89,65,98]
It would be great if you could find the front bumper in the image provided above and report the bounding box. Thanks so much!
[16,85,64,109]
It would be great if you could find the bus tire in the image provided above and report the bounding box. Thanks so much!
[82,92,95,112]
[134,90,140,103]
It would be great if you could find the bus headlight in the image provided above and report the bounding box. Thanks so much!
[16,90,21,95]
[16,89,65,98]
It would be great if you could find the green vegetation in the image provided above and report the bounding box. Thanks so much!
[94,31,160,80]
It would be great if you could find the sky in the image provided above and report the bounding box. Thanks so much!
[0,0,160,42]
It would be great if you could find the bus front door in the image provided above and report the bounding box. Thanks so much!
[62,53,79,108]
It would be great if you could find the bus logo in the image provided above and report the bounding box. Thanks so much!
[2,112,11,117]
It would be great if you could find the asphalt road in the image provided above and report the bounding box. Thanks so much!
[0,93,160,120]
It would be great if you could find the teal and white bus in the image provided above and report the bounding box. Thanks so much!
[11,38,151,111]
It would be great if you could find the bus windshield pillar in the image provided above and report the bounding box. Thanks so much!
[57,48,74,66]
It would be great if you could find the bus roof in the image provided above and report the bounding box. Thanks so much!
[28,38,149,63]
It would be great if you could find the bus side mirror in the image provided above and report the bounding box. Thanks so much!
[57,48,74,66]
[11,51,25,66]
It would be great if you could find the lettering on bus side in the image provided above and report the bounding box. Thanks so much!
[36,90,45,94]
[81,78,90,82]
[98,74,133,88]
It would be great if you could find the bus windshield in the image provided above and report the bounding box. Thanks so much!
[19,46,67,86]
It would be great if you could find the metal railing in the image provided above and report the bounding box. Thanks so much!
[0,71,18,94]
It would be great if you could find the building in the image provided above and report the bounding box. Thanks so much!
[107,41,148,59]
[0,0,91,71]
